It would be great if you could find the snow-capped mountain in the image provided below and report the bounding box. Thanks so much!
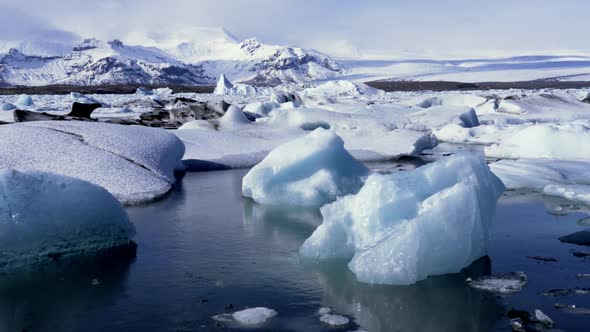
[0,39,211,86]
[0,29,342,87]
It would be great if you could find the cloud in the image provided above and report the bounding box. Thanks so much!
[3,0,590,58]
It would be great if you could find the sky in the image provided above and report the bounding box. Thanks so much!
[1,0,589,59]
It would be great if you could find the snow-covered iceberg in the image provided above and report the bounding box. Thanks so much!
[242,128,369,207]
[213,74,260,96]
[485,124,590,161]
[14,94,35,109]
[70,92,102,105]
[0,169,135,271]
[408,106,480,129]
[218,105,252,128]
[303,80,383,98]
[300,154,505,285]
[0,121,185,205]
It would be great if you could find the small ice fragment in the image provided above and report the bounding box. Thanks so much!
[534,309,554,327]
[510,318,525,332]
[232,307,277,326]
[91,278,101,286]
[559,231,590,246]
[576,273,590,279]
[320,314,350,326]
[318,307,332,315]
[466,272,528,295]
[211,313,234,323]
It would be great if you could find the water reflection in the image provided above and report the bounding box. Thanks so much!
[0,247,135,331]
[309,258,503,332]
[242,202,504,332]
[242,199,322,244]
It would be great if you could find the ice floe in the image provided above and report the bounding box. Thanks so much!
[466,272,528,295]
[485,124,590,161]
[242,129,368,206]
[232,307,277,326]
[0,169,135,271]
[319,313,350,326]
[0,121,184,205]
[300,154,505,285]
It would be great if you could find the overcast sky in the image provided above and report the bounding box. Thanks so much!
[1,0,589,58]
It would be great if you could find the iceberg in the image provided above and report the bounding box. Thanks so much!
[409,106,480,129]
[213,74,259,96]
[416,94,488,109]
[485,124,590,161]
[218,105,252,128]
[300,154,505,285]
[489,155,590,205]
[0,169,135,271]
[70,92,102,105]
[0,121,185,205]
[232,307,277,326]
[14,94,35,109]
[0,102,17,111]
[242,128,369,207]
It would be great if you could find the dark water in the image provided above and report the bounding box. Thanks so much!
[0,168,589,332]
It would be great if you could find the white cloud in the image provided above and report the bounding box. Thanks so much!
[2,0,590,58]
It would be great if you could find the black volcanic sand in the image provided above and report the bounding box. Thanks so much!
[0,84,215,95]
[1,80,590,96]
[366,80,590,92]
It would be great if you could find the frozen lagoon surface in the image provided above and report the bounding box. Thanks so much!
[0,161,589,332]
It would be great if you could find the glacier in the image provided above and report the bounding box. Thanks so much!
[0,169,135,271]
[242,129,369,207]
[300,154,505,285]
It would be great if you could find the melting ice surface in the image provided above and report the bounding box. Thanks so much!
[0,169,135,271]
[301,154,506,285]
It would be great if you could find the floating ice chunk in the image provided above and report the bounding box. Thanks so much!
[544,184,590,205]
[485,124,590,161]
[242,128,369,207]
[213,74,259,96]
[0,102,17,111]
[218,105,252,128]
[318,307,332,315]
[270,91,302,106]
[320,314,350,326]
[300,154,505,285]
[490,159,590,204]
[534,309,554,327]
[14,94,34,108]
[458,108,480,128]
[243,101,279,116]
[303,80,383,97]
[409,106,480,129]
[490,159,590,190]
[0,169,135,271]
[232,307,277,326]
[178,120,215,130]
[214,74,233,95]
[70,92,102,105]
[0,121,184,205]
[466,272,528,295]
[416,94,487,109]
